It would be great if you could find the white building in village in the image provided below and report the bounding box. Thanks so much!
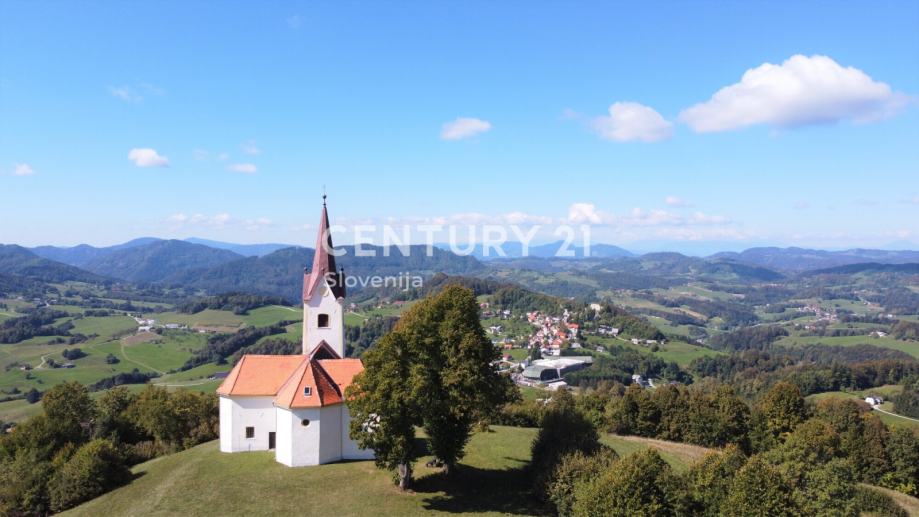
[217,197,374,466]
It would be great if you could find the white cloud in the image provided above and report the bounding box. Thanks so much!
[592,102,674,142]
[665,196,691,207]
[793,201,810,210]
[193,149,209,161]
[12,163,35,176]
[680,54,909,133]
[167,212,233,228]
[241,140,261,155]
[227,163,257,174]
[567,203,612,224]
[440,117,492,140]
[110,86,142,102]
[128,148,169,167]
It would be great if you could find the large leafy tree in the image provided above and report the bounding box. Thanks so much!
[346,331,418,489]
[760,381,806,437]
[347,285,514,488]
[722,455,798,516]
[409,285,515,474]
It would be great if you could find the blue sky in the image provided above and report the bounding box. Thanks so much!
[1,1,918,252]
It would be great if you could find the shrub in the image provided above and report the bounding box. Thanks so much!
[530,390,600,495]
[571,449,681,517]
[47,439,131,512]
[547,447,619,516]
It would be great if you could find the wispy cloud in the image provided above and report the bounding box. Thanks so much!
[227,163,257,174]
[440,117,492,140]
[11,163,35,176]
[665,196,691,207]
[680,54,909,133]
[109,83,165,103]
[286,14,303,29]
[241,140,261,156]
[592,102,674,142]
[167,212,272,231]
[128,148,169,168]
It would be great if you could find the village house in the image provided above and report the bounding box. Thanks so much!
[217,197,374,467]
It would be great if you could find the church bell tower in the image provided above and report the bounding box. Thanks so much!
[301,195,346,357]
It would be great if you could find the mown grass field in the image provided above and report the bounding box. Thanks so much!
[775,333,919,359]
[0,303,308,424]
[590,335,720,367]
[64,425,711,517]
[807,390,919,430]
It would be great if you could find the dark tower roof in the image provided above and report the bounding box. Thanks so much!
[303,196,346,300]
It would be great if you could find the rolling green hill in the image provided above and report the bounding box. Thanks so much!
[0,245,107,283]
[62,425,919,516]
[83,240,244,283]
[63,426,710,517]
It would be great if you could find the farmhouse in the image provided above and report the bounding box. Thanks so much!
[217,197,374,467]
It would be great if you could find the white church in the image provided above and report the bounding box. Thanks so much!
[217,197,374,466]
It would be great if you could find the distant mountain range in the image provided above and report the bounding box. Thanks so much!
[710,247,919,273]
[435,240,634,260]
[79,240,245,284]
[0,245,108,283]
[4,237,919,303]
[29,237,287,267]
[183,238,294,257]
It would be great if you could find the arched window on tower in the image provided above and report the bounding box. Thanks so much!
[317,314,330,328]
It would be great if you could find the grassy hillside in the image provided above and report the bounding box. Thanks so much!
[65,426,710,517]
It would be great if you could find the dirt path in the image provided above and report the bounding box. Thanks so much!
[607,434,714,462]
[153,379,215,388]
[120,341,166,375]
[273,305,299,313]
[873,407,919,424]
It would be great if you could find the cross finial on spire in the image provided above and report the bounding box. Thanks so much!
[322,185,327,205]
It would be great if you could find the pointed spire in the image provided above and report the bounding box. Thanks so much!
[303,194,345,300]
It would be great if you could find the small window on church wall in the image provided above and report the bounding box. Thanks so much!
[303,386,312,397]
[317,314,330,328]
[245,426,254,439]
[301,419,310,427]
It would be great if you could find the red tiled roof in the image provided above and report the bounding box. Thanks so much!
[216,355,307,396]
[216,353,363,409]
[316,358,363,395]
[274,359,343,409]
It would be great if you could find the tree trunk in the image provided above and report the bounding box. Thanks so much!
[442,461,454,476]
[397,462,412,490]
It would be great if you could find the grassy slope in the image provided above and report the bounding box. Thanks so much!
[807,391,919,430]
[66,426,710,517]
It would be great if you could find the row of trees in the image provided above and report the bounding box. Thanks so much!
[0,382,218,514]
[533,387,918,516]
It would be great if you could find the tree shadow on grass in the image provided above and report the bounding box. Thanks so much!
[413,463,548,515]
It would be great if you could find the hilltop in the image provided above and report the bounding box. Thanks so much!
[64,426,711,517]
[61,425,919,516]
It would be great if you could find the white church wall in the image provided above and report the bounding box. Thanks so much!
[219,396,277,452]
[219,396,234,453]
[342,405,375,460]
[277,407,324,466]
[275,408,295,466]
[302,283,344,356]
[318,405,343,464]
